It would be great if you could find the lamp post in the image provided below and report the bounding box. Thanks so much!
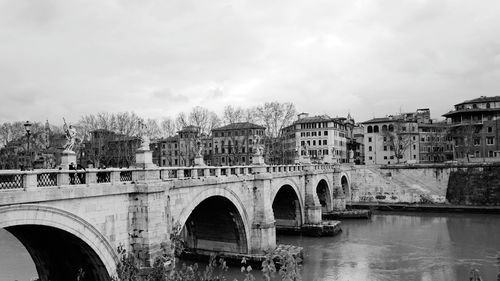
[23,121,32,170]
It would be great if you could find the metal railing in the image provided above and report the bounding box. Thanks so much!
[0,163,337,191]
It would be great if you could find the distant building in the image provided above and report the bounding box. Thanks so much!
[0,120,66,169]
[352,125,365,164]
[281,113,348,164]
[155,126,202,167]
[211,122,265,166]
[362,113,422,165]
[443,96,500,161]
[81,129,141,168]
[418,122,454,163]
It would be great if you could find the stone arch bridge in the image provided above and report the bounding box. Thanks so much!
[0,163,353,281]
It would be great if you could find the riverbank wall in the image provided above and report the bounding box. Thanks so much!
[350,163,500,205]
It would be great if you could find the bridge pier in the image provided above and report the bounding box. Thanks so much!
[250,173,276,254]
[128,173,169,267]
[302,168,341,236]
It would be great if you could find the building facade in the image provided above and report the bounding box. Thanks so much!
[81,129,142,168]
[281,113,348,164]
[362,115,420,165]
[443,96,500,162]
[211,122,265,166]
[418,122,454,163]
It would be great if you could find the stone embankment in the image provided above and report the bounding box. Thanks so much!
[350,163,500,206]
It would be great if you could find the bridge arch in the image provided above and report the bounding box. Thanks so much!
[0,205,117,281]
[271,180,305,230]
[316,178,332,212]
[340,173,351,200]
[177,187,251,254]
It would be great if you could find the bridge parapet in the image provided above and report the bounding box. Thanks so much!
[0,163,338,192]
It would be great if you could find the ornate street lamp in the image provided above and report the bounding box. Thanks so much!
[23,121,32,170]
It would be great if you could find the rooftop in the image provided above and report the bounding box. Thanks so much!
[455,96,500,107]
[293,115,336,124]
[212,122,265,131]
[442,107,500,117]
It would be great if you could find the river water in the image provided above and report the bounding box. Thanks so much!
[1,212,500,281]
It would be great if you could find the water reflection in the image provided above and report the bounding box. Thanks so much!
[1,212,500,281]
[279,212,500,281]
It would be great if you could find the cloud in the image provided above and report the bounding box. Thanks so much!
[0,0,500,125]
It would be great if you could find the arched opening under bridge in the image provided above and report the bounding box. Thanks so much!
[4,225,111,281]
[341,176,350,200]
[272,185,302,231]
[181,196,248,254]
[316,179,332,212]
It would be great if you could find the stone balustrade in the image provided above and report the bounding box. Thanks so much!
[0,163,338,191]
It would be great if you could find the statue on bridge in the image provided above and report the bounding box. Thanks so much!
[138,120,150,151]
[302,142,309,157]
[253,135,264,156]
[63,118,77,152]
[195,137,203,158]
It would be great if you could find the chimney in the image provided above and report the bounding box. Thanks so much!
[297,113,309,120]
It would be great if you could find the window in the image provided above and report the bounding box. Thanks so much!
[473,138,480,146]
[323,140,327,145]
[487,137,495,145]
[488,127,493,133]
[369,146,372,151]
[324,131,328,136]
[368,137,372,142]
[313,140,316,146]
[383,146,387,151]
[384,156,387,159]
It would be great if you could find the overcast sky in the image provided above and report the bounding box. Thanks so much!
[1,0,499,125]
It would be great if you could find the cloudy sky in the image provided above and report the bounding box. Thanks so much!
[1,0,499,125]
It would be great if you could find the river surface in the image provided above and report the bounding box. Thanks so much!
[1,212,500,281]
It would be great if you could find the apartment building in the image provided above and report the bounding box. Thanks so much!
[281,113,348,164]
[362,113,421,165]
[211,122,265,166]
[443,96,500,161]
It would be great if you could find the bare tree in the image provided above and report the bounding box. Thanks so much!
[243,107,259,124]
[77,112,142,138]
[382,121,415,164]
[207,112,222,136]
[160,117,177,137]
[188,106,211,135]
[223,105,244,124]
[145,119,162,139]
[255,102,297,138]
[175,112,189,129]
[0,122,12,147]
[454,123,481,162]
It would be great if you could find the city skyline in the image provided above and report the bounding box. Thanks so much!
[1,0,500,124]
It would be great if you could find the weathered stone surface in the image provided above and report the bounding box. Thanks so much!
[0,164,349,278]
[447,166,500,205]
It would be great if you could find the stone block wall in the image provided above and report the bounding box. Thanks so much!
[446,166,500,205]
[350,165,450,203]
[351,164,500,205]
